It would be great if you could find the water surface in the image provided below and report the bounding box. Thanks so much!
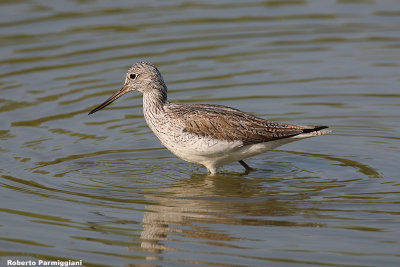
[1,0,399,266]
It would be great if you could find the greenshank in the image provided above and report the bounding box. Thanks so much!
[89,62,330,174]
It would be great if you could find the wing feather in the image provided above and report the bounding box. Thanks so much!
[167,104,305,145]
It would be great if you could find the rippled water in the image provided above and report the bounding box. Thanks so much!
[1,0,400,266]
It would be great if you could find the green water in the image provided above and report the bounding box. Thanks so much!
[1,0,399,266]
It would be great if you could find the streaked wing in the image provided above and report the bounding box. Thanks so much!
[167,104,305,145]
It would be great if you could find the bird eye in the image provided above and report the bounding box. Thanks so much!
[129,73,136,79]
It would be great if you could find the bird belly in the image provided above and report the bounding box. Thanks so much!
[208,139,292,167]
[157,131,243,164]
[153,129,292,168]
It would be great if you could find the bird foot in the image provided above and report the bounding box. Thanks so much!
[238,160,255,174]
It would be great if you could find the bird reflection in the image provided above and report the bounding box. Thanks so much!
[135,172,319,255]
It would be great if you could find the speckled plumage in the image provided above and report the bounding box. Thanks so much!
[89,62,331,174]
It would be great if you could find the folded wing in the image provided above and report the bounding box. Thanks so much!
[168,104,326,145]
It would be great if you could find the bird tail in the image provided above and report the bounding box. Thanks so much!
[293,125,331,138]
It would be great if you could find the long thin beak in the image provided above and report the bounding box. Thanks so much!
[88,85,130,115]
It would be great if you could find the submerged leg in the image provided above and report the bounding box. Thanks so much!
[206,165,217,175]
[238,160,254,173]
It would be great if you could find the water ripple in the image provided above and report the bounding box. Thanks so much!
[1,0,400,266]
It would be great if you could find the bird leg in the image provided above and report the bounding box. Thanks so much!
[238,160,254,173]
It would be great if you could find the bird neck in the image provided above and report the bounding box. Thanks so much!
[142,86,168,116]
